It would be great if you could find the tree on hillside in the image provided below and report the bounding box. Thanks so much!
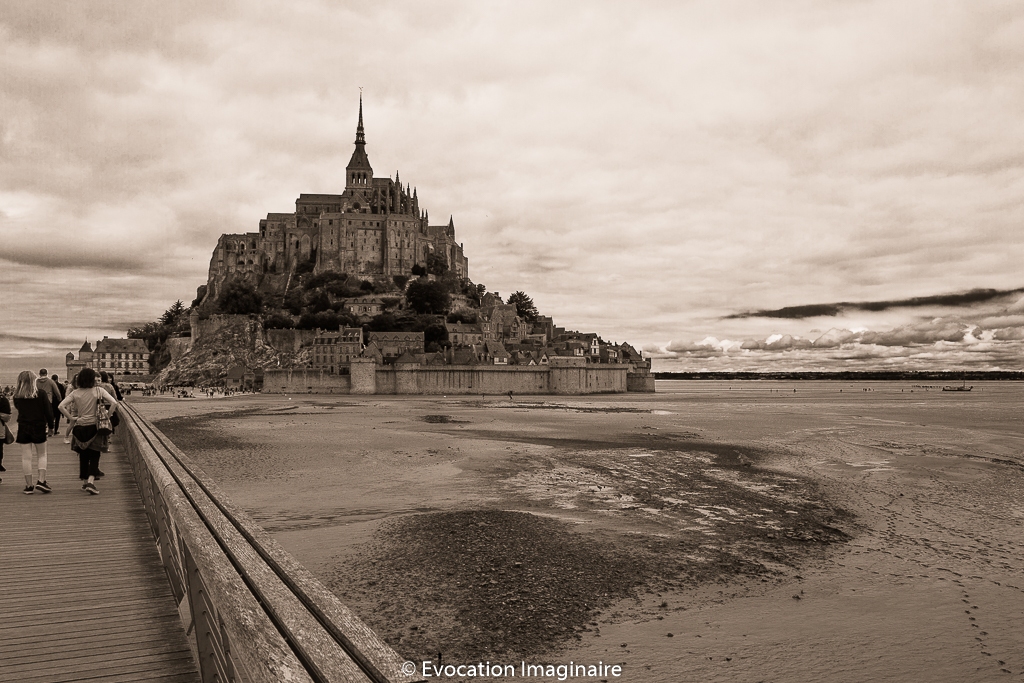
[447,310,478,324]
[424,321,449,352]
[296,309,356,331]
[406,280,451,315]
[263,313,295,329]
[306,290,333,314]
[283,288,304,315]
[507,291,539,323]
[365,313,399,332]
[305,270,348,289]
[216,280,263,315]
[426,253,449,276]
[128,300,194,373]
[159,300,188,327]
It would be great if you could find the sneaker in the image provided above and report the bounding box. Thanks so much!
[84,482,99,495]
[64,436,71,444]
[95,470,105,479]
[34,481,52,493]
[23,486,35,495]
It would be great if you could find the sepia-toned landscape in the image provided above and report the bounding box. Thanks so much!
[138,381,1024,682]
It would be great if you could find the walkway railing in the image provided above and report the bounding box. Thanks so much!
[120,403,422,683]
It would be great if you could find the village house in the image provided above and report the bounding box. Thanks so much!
[367,331,424,361]
[446,322,483,346]
[311,327,363,374]
[343,296,386,319]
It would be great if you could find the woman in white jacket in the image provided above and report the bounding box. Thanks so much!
[58,367,118,495]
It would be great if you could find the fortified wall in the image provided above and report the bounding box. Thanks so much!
[262,361,630,396]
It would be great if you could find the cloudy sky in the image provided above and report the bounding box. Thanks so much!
[2,0,1023,374]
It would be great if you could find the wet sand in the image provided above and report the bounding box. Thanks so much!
[134,381,1024,682]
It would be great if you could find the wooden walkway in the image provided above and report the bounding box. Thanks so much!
[0,436,200,683]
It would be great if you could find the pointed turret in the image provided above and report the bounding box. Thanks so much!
[346,94,373,189]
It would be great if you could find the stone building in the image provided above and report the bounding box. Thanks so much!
[311,328,363,374]
[366,331,424,360]
[446,322,483,346]
[204,97,469,303]
[66,337,151,379]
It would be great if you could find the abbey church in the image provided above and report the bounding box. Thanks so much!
[204,98,469,301]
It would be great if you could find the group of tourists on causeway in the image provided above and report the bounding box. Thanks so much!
[0,368,121,496]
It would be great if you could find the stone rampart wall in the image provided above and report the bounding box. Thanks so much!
[262,369,351,394]
[263,364,628,395]
[626,372,656,393]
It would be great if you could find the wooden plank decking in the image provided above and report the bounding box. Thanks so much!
[0,436,200,683]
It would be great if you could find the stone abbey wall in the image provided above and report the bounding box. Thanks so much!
[262,364,630,395]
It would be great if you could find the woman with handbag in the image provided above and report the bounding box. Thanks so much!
[13,371,53,494]
[58,368,119,496]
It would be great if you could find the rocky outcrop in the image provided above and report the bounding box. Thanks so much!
[155,314,310,387]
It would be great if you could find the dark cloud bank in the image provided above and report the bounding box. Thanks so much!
[728,287,1024,320]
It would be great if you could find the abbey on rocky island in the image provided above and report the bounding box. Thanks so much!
[203,97,469,302]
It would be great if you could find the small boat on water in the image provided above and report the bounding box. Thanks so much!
[942,377,972,392]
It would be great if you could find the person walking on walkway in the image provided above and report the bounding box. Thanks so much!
[14,371,53,494]
[62,373,78,444]
[36,369,62,437]
[59,368,119,495]
[50,373,66,437]
[0,392,10,474]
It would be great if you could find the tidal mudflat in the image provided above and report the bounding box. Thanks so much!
[135,381,1024,682]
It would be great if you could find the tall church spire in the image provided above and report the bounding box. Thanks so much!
[346,94,372,189]
[355,93,365,146]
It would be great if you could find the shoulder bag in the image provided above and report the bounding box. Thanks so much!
[95,389,113,436]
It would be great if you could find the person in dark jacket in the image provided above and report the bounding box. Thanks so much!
[14,370,52,494]
[50,373,66,436]
[36,368,61,436]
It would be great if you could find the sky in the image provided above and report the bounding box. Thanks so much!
[1,0,1023,375]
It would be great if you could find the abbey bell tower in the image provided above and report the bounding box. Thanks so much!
[345,94,373,191]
